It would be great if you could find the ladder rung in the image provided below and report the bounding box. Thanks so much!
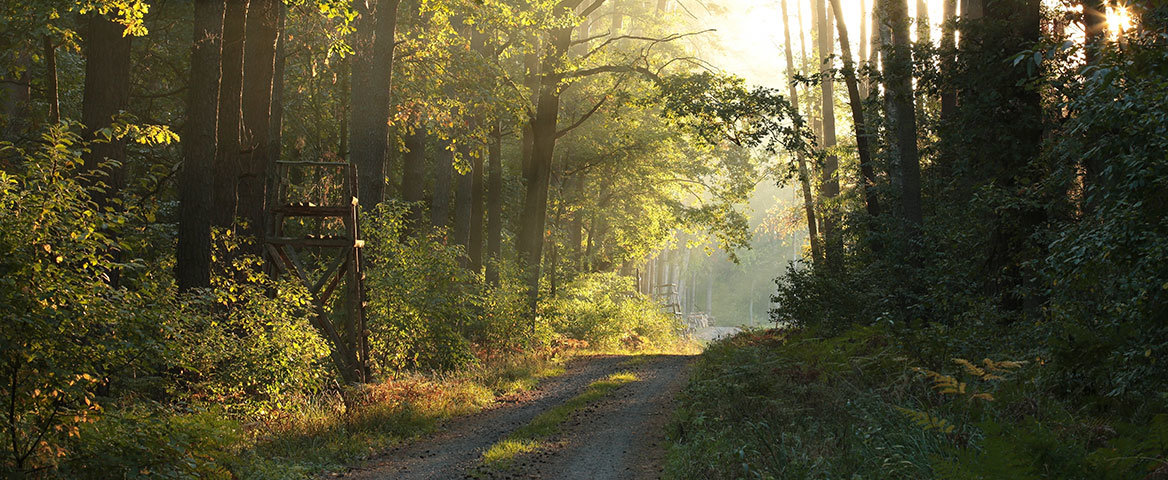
[272,205,353,217]
[268,236,365,248]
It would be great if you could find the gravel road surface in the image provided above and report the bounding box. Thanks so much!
[335,354,692,479]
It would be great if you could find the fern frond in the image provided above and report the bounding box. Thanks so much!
[896,407,956,433]
[953,358,986,377]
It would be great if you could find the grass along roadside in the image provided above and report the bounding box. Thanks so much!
[231,352,568,478]
[478,371,642,470]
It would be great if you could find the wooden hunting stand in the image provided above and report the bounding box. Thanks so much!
[265,161,369,383]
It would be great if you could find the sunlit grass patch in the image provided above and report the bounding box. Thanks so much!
[481,438,541,465]
[231,352,569,477]
[480,371,640,468]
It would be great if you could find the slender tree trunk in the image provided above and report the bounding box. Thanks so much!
[939,0,957,121]
[238,0,280,253]
[432,141,453,231]
[566,175,584,270]
[0,47,31,142]
[485,121,503,284]
[520,35,539,179]
[816,0,841,265]
[80,14,132,209]
[781,0,823,265]
[830,0,882,219]
[916,0,930,44]
[1081,0,1105,201]
[517,13,574,317]
[43,36,59,124]
[453,146,473,250]
[177,0,225,291]
[350,0,402,210]
[883,0,922,228]
[859,0,870,99]
[469,146,485,271]
[213,1,246,228]
[402,127,427,235]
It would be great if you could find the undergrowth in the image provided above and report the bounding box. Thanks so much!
[665,326,1168,479]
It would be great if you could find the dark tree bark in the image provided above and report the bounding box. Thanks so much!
[43,36,59,124]
[350,0,402,210]
[431,140,453,231]
[780,0,823,265]
[882,0,922,227]
[939,0,957,121]
[238,0,280,253]
[269,6,286,180]
[0,48,31,142]
[815,0,842,265]
[485,121,503,284]
[859,0,870,98]
[212,1,246,228]
[80,14,132,210]
[1081,0,1105,199]
[452,146,473,250]
[469,146,485,271]
[401,127,427,235]
[177,0,225,291]
[830,0,882,219]
[517,9,574,316]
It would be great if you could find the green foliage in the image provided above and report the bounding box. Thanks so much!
[169,233,332,414]
[60,407,240,480]
[544,272,683,351]
[0,125,170,474]
[361,202,494,372]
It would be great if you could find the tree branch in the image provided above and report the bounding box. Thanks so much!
[556,95,609,138]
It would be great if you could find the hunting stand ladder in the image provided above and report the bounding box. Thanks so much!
[266,161,369,383]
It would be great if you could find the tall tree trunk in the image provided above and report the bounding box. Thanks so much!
[177,0,225,291]
[0,47,31,142]
[916,0,930,44]
[882,0,922,228]
[1081,0,1105,201]
[815,0,841,266]
[520,36,540,179]
[469,146,485,272]
[43,36,59,124]
[516,11,575,317]
[80,14,132,209]
[432,140,453,231]
[859,0,870,99]
[453,145,473,250]
[566,175,584,270]
[485,121,503,284]
[830,0,882,219]
[350,0,402,210]
[401,127,427,235]
[781,0,823,265]
[939,0,957,121]
[239,0,280,254]
[212,1,247,228]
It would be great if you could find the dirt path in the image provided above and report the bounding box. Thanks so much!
[335,354,692,480]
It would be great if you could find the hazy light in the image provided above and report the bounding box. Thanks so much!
[1108,3,1134,38]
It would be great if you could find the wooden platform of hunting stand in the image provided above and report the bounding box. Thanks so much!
[265,161,369,383]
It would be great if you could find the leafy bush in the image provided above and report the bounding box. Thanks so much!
[544,272,683,351]
[0,125,171,474]
[168,235,332,413]
[362,202,494,372]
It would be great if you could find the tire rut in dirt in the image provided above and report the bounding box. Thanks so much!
[335,355,630,480]
[482,354,693,480]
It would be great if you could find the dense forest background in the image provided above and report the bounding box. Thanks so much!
[2,0,1167,476]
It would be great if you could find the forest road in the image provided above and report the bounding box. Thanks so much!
[335,354,693,480]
